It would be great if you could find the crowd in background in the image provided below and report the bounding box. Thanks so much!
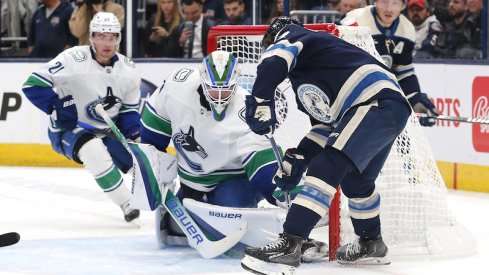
[0,0,485,59]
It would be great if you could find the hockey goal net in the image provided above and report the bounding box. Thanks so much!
[207,24,475,260]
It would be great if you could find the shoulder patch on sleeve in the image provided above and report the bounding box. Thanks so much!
[124,57,136,68]
[69,50,87,62]
[172,68,194,82]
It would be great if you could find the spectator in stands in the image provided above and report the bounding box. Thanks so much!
[165,0,215,58]
[461,0,482,58]
[202,0,226,22]
[339,0,366,16]
[267,0,284,24]
[219,0,251,25]
[407,0,444,58]
[432,0,451,26]
[2,0,38,50]
[27,0,77,58]
[437,0,475,58]
[144,0,183,57]
[69,0,124,45]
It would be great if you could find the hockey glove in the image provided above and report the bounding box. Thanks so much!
[408,92,439,127]
[274,148,308,192]
[51,95,78,130]
[245,95,277,135]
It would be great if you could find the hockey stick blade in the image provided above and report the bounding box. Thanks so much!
[162,187,247,258]
[0,232,20,247]
[94,104,247,258]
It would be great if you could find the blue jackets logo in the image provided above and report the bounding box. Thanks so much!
[297,84,332,123]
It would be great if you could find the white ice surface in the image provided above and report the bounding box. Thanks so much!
[0,166,488,275]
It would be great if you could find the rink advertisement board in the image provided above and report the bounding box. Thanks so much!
[0,61,488,191]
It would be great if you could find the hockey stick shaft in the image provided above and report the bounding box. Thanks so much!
[94,104,246,258]
[265,134,291,210]
[435,115,489,125]
[0,232,20,247]
[417,114,489,125]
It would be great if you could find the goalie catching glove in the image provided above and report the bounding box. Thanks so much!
[245,95,277,135]
[274,148,308,192]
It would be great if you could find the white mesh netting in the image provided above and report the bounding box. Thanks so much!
[209,24,475,257]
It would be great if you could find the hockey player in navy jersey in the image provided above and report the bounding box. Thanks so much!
[241,17,412,274]
[342,0,439,126]
[22,12,141,223]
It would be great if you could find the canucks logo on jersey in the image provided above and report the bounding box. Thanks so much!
[85,87,122,123]
[173,126,208,172]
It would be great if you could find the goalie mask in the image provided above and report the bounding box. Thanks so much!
[89,12,122,54]
[262,16,303,50]
[199,51,240,121]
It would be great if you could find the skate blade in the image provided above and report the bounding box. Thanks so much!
[128,218,142,228]
[241,255,296,275]
[337,256,391,265]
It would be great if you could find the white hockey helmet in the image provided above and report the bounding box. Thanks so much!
[89,12,122,51]
[199,50,240,121]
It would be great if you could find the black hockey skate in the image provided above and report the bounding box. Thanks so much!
[336,237,390,265]
[120,202,140,223]
[241,232,303,275]
[301,238,328,263]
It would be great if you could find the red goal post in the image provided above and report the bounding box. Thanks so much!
[207,24,476,261]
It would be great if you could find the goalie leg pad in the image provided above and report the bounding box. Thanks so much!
[130,143,177,211]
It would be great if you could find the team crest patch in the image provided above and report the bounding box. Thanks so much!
[70,50,87,62]
[173,68,194,82]
[297,84,332,123]
[124,57,136,68]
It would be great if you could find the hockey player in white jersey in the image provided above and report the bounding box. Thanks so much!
[139,50,327,259]
[22,12,141,223]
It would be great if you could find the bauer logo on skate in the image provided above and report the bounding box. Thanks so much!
[297,84,332,123]
[472,77,489,152]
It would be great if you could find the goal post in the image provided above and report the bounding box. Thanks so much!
[207,24,476,260]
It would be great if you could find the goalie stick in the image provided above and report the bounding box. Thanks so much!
[94,104,247,259]
[417,114,489,125]
[0,232,20,247]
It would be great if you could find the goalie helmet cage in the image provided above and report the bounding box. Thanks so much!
[207,24,476,261]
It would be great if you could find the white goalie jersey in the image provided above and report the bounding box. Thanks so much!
[23,45,141,129]
[141,68,279,192]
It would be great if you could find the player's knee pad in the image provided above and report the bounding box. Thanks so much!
[347,187,381,221]
[78,138,115,176]
[292,176,338,217]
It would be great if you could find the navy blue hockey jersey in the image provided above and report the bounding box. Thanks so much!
[252,24,408,125]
